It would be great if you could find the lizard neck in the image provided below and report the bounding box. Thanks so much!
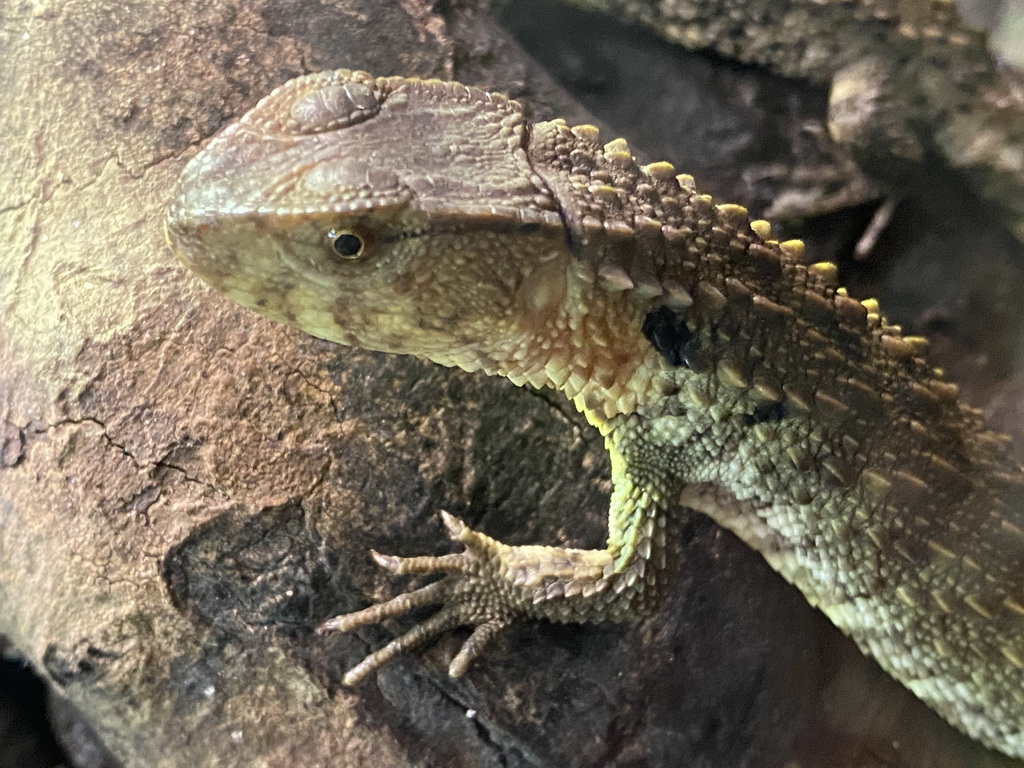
[457,256,665,427]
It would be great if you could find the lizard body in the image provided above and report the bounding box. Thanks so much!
[554,0,1024,243]
[166,70,1024,756]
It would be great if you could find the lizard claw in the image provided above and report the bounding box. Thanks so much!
[317,512,510,684]
[448,617,513,677]
[439,509,469,539]
[368,548,470,576]
[338,605,464,685]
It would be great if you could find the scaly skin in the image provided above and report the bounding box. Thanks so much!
[555,0,1024,243]
[166,70,1024,756]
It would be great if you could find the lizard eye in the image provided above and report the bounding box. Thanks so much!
[326,228,369,260]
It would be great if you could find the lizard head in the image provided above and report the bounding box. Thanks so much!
[166,69,574,372]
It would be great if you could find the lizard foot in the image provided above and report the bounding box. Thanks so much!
[319,488,660,685]
[317,511,524,685]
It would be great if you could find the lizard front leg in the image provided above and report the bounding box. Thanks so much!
[317,454,676,685]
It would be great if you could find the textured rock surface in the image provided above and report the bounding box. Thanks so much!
[1,1,1022,767]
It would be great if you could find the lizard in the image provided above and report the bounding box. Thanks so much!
[165,68,1024,757]
[543,0,1024,245]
